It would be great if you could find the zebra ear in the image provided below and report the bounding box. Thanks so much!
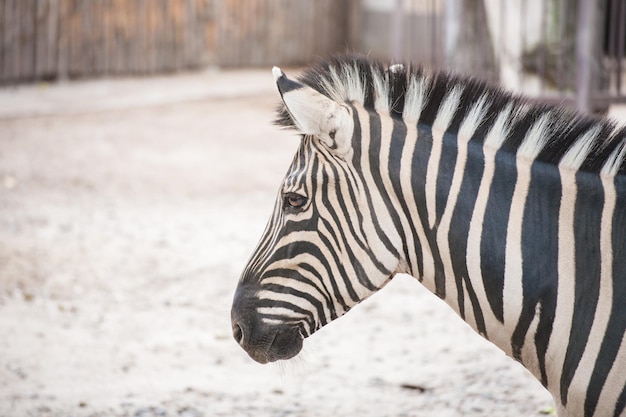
[273,67,353,154]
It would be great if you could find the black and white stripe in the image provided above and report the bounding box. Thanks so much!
[234,54,626,417]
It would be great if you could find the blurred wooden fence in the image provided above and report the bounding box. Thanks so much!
[0,0,357,84]
[218,0,357,67]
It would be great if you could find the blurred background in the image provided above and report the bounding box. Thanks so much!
[0,1,625,417]
[1,0,626,111]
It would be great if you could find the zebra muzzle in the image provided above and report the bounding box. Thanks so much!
[231,313,303,364]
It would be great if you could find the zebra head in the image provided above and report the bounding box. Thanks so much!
[231,65,403,363]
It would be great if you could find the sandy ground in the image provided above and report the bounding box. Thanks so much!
[2,69,623,417]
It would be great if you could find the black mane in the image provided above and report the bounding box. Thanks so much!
[276,54,626,176]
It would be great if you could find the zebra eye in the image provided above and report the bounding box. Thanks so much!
[284,193,307,210]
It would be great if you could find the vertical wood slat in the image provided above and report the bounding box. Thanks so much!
[69,0,77,76]
[146,0,156,72]
[153,0,163,73]
[162,0,172,72]
[195,0,210,68]
[83,0,93,76]
[36,0,48,78]
[241,0,251,66]
[92,0,100,74]
[184,0,194,68]
[91,0,99,75]
[161,0,168,71]
[174,0,185,72]
[0,0,5,81]
[67,0,78,77]
[43,0,59,78]
[56,0,67,79]
[616,0,626,94]
[108,0,118,74]
[19,0,35,80]
[3,0,18,81]
[205,0,217,65]
[218,0,232,66]
[127,0,134,73]
[136,0,145,74]
[15,0,26,79]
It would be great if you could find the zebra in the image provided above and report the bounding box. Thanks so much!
[230,54,626,417]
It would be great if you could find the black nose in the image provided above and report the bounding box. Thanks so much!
[231,286,304,363]
[230,311,303,364]
[232,321,244,344]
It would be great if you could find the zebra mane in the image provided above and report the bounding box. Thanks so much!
[275,54,626,176]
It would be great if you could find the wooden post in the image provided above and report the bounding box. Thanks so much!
[347,0,362,52]
[57,0,68,80]
[576,0,609,113]
[0,0,4,81]
[575,0,594,113]
[392,0,404,62]
[3,0,18,81]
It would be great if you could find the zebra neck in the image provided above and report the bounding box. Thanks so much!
[394,121,534,334]
[384,117,555,374]
[385,117,625,400]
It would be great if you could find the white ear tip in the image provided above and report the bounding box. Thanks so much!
[272,66,284,82]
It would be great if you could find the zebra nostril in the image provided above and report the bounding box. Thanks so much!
[233,322,244,344]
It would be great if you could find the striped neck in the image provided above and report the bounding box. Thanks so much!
[359,99,626,413]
